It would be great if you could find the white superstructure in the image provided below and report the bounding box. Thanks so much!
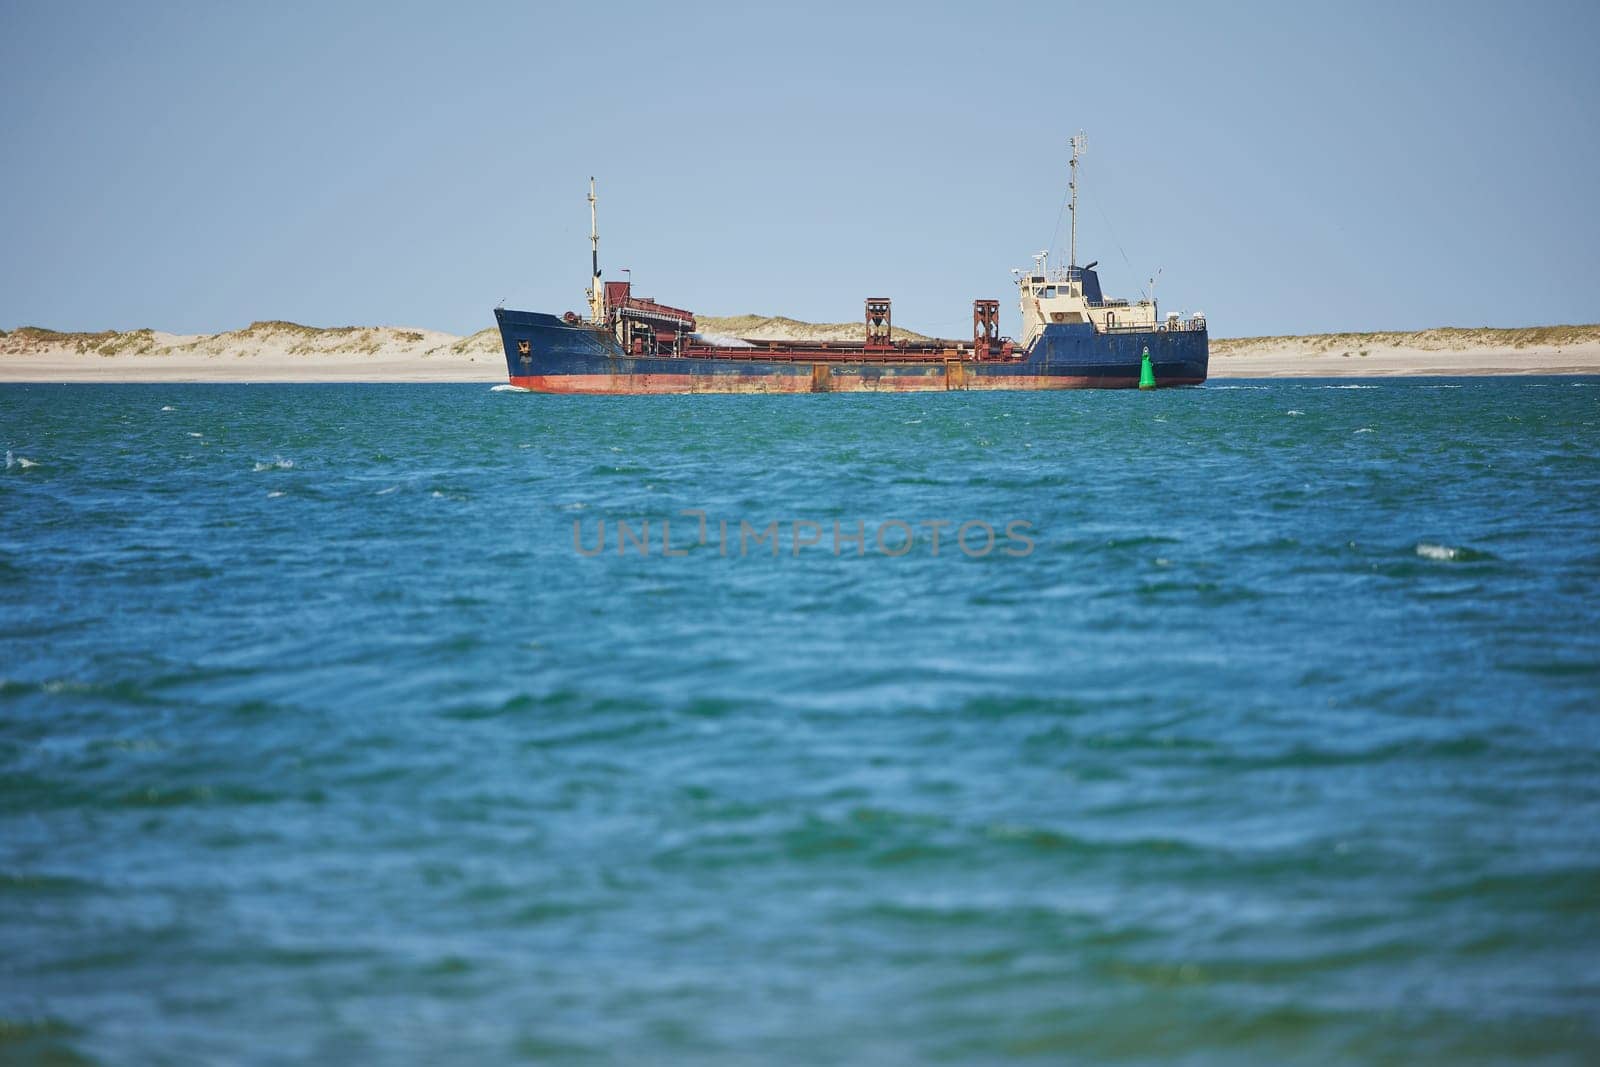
[1015,133,1199,349]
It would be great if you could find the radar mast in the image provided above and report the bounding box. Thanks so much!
[1068,132,1086,271]
[587,178,603,324]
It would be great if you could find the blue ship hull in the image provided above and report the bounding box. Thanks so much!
[493,309,1207,393]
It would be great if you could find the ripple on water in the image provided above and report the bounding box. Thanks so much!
[1,381,1598,1063]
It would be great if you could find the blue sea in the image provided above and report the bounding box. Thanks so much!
[2,380,1598,1064]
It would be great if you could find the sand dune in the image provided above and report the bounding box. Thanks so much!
[1211,325,1600,378]
[0,322,504,383]
[2,320,1596,382]
[694,315,936,345]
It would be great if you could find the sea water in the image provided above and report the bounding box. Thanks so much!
[2,380,1598,1063]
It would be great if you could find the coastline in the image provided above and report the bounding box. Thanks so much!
[1209,344,1600,379]
[0,354,505,384]
[3,321,1597,383]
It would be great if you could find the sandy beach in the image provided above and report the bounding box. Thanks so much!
[1210,325,1600,378]
[3,320,1597,383]
[0,322,506,384]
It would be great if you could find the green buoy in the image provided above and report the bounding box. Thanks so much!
[1138,346,1157,390]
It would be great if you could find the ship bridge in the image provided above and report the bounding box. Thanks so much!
[1017,260,1161,348]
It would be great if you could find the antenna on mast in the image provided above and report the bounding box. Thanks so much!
[587,177,603,324]
[1068,131,1086,269]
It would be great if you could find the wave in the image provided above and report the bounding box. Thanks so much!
[490,384,529,392]
[1415,541,1494,562]
[252,457,294,471]
[5,450,38,469]
[4,675,164,706]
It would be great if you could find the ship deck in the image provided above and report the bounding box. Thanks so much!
[680,340,1001,363]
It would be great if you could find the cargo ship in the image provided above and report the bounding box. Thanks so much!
[494,135,1207,393]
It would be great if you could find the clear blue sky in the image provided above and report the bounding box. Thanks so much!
[2,0,1596,339]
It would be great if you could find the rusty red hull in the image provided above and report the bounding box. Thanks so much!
[509,373,1205,394]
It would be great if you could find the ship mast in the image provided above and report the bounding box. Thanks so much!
[1068,131,1086,271]
[587,177,603,324]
